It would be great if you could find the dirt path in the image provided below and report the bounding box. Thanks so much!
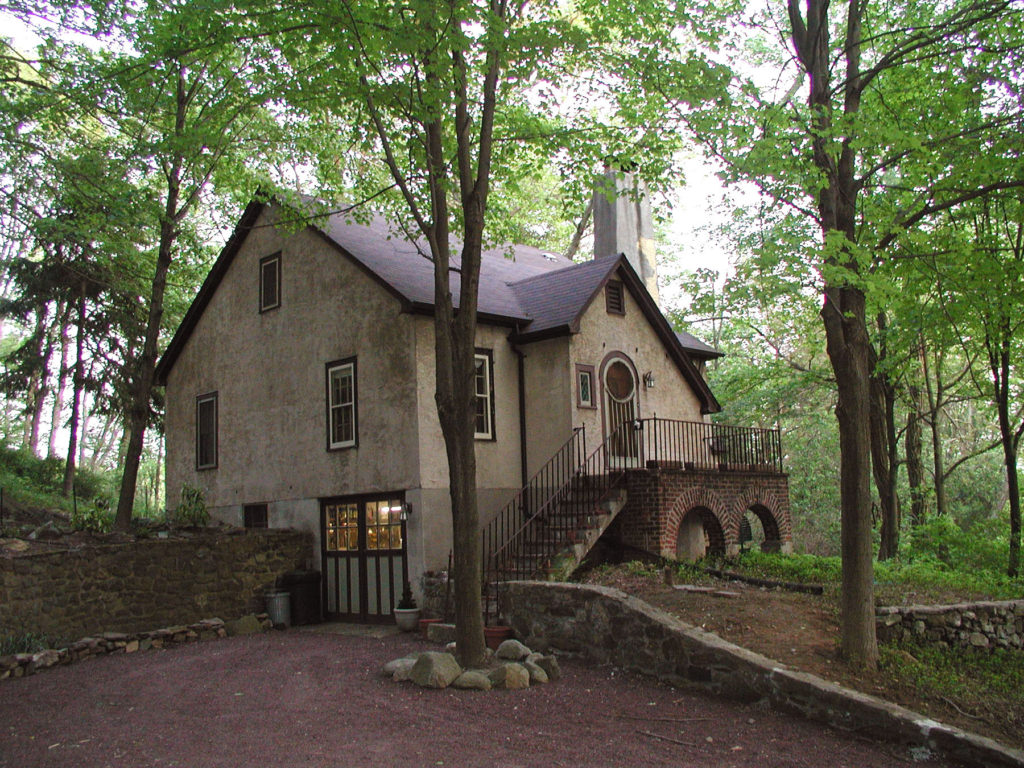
[0,630,957,768]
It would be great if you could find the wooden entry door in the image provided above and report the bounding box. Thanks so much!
[604,357,640,467]
[321,494,406,622]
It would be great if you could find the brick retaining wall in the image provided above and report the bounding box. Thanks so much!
[503,581,1024,768]
[613,468,792,558]
[0,529,311,640]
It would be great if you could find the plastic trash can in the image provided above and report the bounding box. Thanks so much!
[279,570,322,626]
[265,590,291,627]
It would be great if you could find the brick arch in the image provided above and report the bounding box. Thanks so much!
[733,483,790,551]
[665,486,735,559]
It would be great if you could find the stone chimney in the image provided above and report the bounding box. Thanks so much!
[592,167,660,306]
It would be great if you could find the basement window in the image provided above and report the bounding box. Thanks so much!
[244,503,268,529]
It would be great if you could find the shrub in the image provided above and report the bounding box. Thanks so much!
[172,484,209,527]
[70,502,114,533]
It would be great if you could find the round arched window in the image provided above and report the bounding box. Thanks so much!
[605,360,635,402]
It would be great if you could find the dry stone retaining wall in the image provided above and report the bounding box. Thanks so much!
[876,600,1024,652]
[0,529,311,640]
[503,581,1024,768]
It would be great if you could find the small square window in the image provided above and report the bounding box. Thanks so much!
[259,253,281,312]
[244,503,268,529]
[605,281,625,315]
[575,364,596,409]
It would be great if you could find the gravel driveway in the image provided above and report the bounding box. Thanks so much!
[0,629,955,767]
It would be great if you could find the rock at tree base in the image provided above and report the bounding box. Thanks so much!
[452,670,492,690]
[535,654,561,681]
[488,662,530,689]
[495,639,531,661]
[409,652,462,688]
[523,660,549,684]
[382,655,418,677]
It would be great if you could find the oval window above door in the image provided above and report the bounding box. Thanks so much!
[605,360,635,401]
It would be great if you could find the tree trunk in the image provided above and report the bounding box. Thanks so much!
[921,345,948,517]
[870,313,899,559]
[823,284,879,667]
[62,284,86,498]
[48,300,73,459]
[114,63,188,530]
[905,381,927,526]
[24,304,53,456]
[992,332,1021,576]
[790,0,878,668]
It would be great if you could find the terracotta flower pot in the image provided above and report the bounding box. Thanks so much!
[418,617,442,639]
[483,625,512,650]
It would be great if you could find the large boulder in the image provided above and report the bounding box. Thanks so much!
[495,639,531,661]
[452,670,492,691]
[409,652,462,689]
[488,662,530,690]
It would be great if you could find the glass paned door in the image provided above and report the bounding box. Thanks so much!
[321,494,406,622]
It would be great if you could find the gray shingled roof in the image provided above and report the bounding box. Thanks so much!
[317,208,575,321]
[156,199,721,399]
[675,330,724,359]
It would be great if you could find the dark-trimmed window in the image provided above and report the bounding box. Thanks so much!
[575,363,596,409]
[327,358,357,450]
[605,280,625,315]
[196,392,218,470]
[259,252,281,312]
[244,503,268,529]
[474,350,495,441]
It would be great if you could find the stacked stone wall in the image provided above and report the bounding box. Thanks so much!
[503,581,1024,768]
[876,600,1024,652]
[0,529,311,640]
[613,469,792,558]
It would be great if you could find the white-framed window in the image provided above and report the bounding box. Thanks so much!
[474,350,495,440]
[575,363,596,409]
[259,252,281,312]
[327,358,357,450]
[196,392,218,470]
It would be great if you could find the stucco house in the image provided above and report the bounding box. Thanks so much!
[156,185,791,623]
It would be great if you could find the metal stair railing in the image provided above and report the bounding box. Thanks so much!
[481,423,632,621]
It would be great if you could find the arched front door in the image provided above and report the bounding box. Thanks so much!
[603,355,640,467]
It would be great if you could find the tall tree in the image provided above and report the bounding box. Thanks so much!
[676,0,1024,667]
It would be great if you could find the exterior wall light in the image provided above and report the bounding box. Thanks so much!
[643,371,655,388]
[399,503,412,522]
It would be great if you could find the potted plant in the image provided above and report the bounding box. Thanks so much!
[393,583,420,632]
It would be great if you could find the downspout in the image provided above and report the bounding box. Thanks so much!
[509,327,528,487]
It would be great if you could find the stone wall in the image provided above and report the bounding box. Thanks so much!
[503,581,1024,768]
[612,468,792,559]
[0,529,311,640]
[876,600,1024,652]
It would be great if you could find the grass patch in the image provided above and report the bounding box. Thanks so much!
[0,631,61,655]
[881,642,1024,720]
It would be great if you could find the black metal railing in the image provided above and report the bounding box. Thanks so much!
[480,426,586,589]
[481,423,634,621]
[479,418,783,623]
[640,417,783,474]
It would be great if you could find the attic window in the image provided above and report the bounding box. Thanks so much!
[605,280,625,315]
[259,252,281,313]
